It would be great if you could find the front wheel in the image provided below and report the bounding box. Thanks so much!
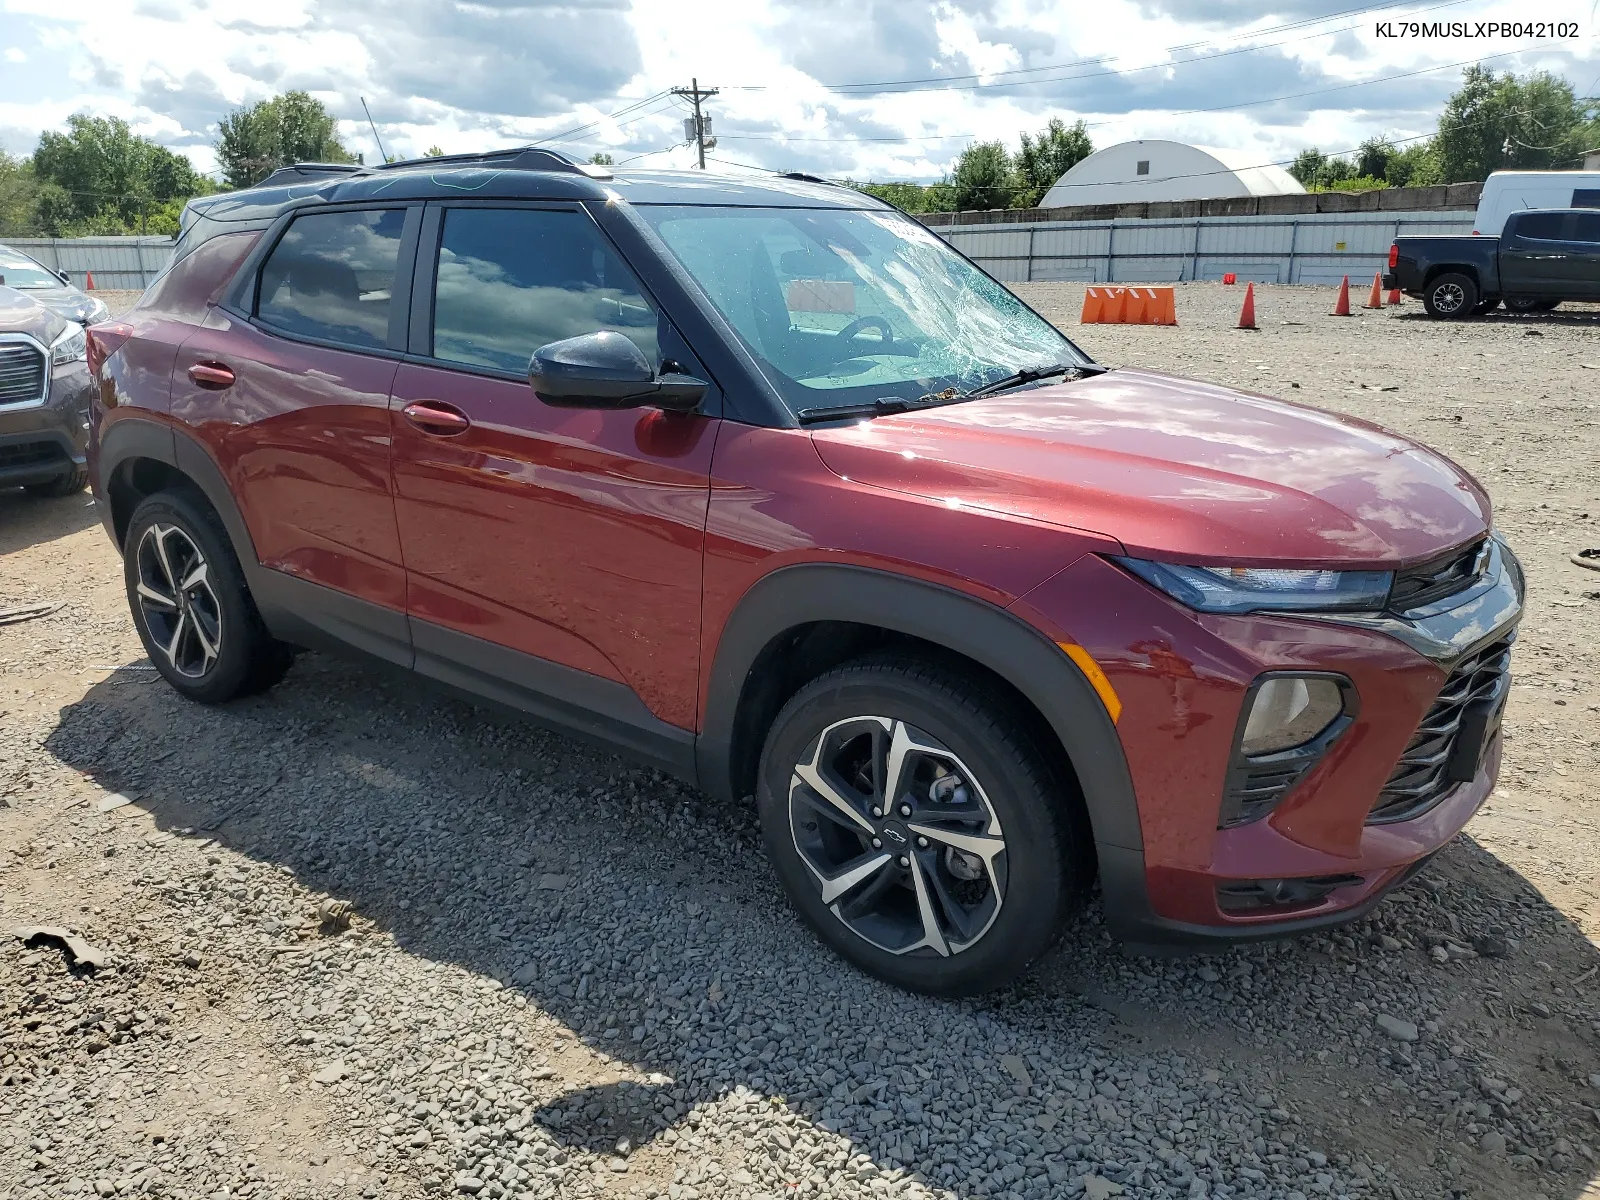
[1422,272,1478,319]
[757,655,1092,996]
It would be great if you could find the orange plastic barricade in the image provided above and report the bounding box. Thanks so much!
[1080,285,1177,325]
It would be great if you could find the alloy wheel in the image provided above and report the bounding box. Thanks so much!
[1432,282,1465,314]
[135,523,223,678]
[787,715,1007,957]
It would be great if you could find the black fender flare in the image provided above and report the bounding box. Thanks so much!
[98,417,261,571]
[696,563,1143,854]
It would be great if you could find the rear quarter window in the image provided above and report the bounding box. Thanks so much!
[136,230,262,323]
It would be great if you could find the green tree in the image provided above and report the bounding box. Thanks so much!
[30,114,209,235]
[951,140,1015,211]
[0,151,41,236]
[215,91,353,190]
[1383,140,1442,187]
[424,145,446,157]
[851,180,955,213]
[1434,66,1594,183]
[589,152,614,166]
[1013,117,1093,208]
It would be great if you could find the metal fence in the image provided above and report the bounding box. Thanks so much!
[2,236,174,291]
[934,209,1475,286]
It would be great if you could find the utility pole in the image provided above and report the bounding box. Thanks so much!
[671,78,718,169]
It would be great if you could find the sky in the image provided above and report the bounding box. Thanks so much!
[1,0,1596,183]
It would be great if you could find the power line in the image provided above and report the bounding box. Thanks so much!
[710,48,1533,151]
[723,0,1480,96]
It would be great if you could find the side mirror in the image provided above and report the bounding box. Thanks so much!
[529,331,706,412]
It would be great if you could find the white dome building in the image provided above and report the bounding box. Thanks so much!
[1038,139,1305,208]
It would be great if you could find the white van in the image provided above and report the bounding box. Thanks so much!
[1473,171,1600,235]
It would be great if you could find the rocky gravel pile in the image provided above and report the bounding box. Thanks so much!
[2,285,1597,1200]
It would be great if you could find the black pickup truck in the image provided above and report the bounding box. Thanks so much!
[1385,208,1600,318]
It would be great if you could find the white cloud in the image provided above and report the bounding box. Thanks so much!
[0,0,1594,181]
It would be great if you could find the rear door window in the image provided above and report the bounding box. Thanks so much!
[1510,212,1565,240]
[429,207,659,374]
[1572,212,1600,244]
[257,209,407,349]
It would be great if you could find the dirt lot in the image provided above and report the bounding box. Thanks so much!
[2,284,1598,1200]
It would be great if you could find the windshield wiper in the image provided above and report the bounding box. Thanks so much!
[966,361,1106,399]
[796,392,971,425]
[795,362,1108,426]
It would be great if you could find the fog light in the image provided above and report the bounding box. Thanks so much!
[1219,674,1355,828]
[1241,677,1344,755]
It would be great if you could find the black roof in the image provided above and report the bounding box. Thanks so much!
[186,147,889,227]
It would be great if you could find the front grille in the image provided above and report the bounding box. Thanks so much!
[1369,636,1513,824]
[1389,538,1487,611]
[0,441,66,470]
[0,342,47,406]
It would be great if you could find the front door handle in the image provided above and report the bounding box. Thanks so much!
[401,399,471,436]
[187,362,235,390]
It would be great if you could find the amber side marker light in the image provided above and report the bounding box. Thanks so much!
[1057,642,1122,724]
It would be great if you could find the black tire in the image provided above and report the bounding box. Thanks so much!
[1534,299,1561,312]
[757,654,1092,996]
[122,488,293,703]
[1504,296,1557,314]
[1422,272,1478,319]
[24,463,89,497]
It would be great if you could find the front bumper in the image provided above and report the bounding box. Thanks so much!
[1015,537,1523,949]
[0,358,93,488]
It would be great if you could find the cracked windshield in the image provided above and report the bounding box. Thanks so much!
[640,205,1087,413]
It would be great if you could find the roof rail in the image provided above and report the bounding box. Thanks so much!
[779,171,833,185]
[255,162,366,188]
[376,146,612,178]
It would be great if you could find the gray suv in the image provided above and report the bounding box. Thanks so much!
[0,243,110,327]
[0,286,94,496]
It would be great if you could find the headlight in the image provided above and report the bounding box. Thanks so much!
[51,324,87,366]
[85,299,109,325]
[1113,557,1392,614]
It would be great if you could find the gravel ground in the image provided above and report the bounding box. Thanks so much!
[1,284,1598,1200]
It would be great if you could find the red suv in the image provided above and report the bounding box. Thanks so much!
[86,149,1523,995]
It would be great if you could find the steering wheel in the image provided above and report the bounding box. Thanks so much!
[835,315,894,345]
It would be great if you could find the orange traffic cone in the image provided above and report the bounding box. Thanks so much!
[1364,272,1383,309]
[1332,275,1352,316]
[85,271,96,291]
[1386,287,1402,306]
[1237,282,1257,330]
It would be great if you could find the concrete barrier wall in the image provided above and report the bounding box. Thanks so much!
[2,236,175,291]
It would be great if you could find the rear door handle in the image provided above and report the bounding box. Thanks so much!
[401,399,471,436]
[187,362,235,390]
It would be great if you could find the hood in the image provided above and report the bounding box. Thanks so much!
[0,286,70,344]
[808,369,1489,567]
[21,285,107,326]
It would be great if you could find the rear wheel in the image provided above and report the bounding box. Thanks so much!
[1504,296,1559,314]
[757,655,1091,996]
[24,463,89,497]
[123,489,293,703]
[1422,272,1478,319]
